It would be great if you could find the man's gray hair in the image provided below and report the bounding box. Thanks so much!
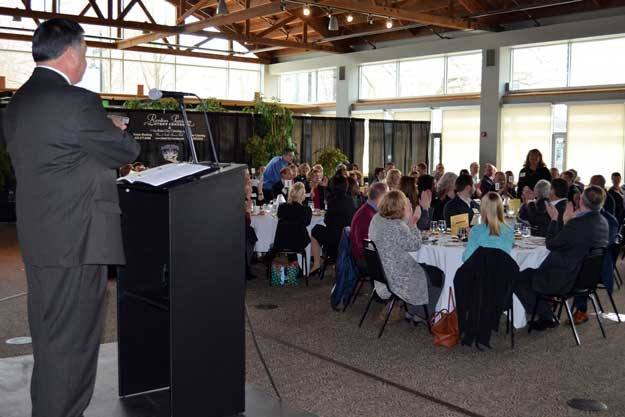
[534,179,551,200]
[368,182,388,200]
[582,185,606,211]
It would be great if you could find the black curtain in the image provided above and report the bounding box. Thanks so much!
[295,116,361,165]
[352,119,365,171]
[368,119,431,176]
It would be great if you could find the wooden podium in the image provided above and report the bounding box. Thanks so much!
[116,164,246,417]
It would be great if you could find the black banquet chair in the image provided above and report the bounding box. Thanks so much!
[265,221,309,286]
[359,239,431,338]
[529,247,608,346]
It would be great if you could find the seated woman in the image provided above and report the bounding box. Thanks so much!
[308,168,325,209]
[369,190,442,323]
[432,172,457,222]
[525,179,551,237]
[294,163,311,192]
[310,175,356,274]
[385,168,402,191]
[348,176,366,208]
[273,182,313,253]
[462,192,514,262]
[400,175,431,231]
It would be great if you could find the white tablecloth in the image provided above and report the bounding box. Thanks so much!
[409,241,549,328]
[250,213,324,272]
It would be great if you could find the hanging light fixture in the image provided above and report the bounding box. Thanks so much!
[280,0,287,11]
[328,14,339,31]
[367,14,374,25]
[346,13,354,23]
[303,4,311,16]
[385,18,393,29]
[216,0,229,16]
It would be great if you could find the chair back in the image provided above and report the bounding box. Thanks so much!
[362,239,390,291]
[273,220,307,253]
[574,247,608,291]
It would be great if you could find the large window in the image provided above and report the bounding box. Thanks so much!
[511,34,625,90]
[441,108,480,176]
[359,52,482,100]
[500,105,553,177]
[278,68,336,104]
[567,104,625,182]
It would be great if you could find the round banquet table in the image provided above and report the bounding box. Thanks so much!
[409,237,549,329]
[250,212,324,272]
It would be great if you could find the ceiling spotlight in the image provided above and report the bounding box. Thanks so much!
[367,14,374,25]
[216,0,229,16]
[346,13,354,23]
[328,14,339,31]
[303,4,311,16]
[385,18,393,29]
[280,0,287,11]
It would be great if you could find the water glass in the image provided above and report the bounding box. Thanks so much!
[522,225,531,238]
[438,220,447,234]
[430,221,438,235]
[308,201,314,211]
[514,223,522,235]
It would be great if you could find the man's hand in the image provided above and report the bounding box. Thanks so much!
[108,115,128,131]
[563,202,576,224]
[419,189,432,210]
[546,203,559,221]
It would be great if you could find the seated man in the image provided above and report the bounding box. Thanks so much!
[514,186,609,331]
[443,173,479,226]
[479,163,497,195]
[590,174,616,217]
[350,182,388,273]
[548,178,569,228]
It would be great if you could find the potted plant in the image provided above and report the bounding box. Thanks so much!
[315,147,349,175]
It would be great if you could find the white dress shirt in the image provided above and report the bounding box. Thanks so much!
[550,198,567,207]
[37,65,71,85]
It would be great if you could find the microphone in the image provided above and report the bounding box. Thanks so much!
[148,88,194,101]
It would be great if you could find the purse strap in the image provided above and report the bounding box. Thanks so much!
[447,287,456,311]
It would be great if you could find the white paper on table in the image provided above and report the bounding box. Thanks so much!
[117,163,213,187]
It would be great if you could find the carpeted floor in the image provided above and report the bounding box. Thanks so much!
[2,222,625,417]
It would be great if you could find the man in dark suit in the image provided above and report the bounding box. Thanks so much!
[608,172,624,225]
[2,19,140,417]
[478,163,497,195]
[514,186,609,331]
[548,178,569,227]
[443,173,479,226]
[590,174,615,217]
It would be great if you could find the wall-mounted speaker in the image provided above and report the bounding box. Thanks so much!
[339,66,345,80]
[486,49,496,67]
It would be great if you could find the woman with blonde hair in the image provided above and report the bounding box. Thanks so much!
[462,192,514,262]
[273,182,313,252]
[385,168,402,191]
[368,190,442,323]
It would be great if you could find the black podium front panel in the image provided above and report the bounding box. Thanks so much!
[117,164,246,417]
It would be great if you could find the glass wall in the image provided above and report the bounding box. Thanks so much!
[441,108,480,175]
[278,68,337,104]
[500,105,553,176]
[511,34,625,90]
[359,51,482,100]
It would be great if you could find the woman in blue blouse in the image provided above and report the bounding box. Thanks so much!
[462,192,514,262]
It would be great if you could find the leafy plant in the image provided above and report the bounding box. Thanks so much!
[244,95,295,168]
[195,98,226,112]
[0,144,11,191]
[122,98,181,111]
[122,99,145,110]
[315,147,349,176]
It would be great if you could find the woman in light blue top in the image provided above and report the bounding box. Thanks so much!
[462,192,515,262]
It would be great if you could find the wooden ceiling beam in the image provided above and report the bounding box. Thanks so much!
[256,14,297,36]
[177,0,217,23]
[0,31,270,64]
[314,0,485,30]
[457,0,488,14]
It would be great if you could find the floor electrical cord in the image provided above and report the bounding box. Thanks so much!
[245,304,282,401]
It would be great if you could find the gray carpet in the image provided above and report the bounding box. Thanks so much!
[2,223,625,417]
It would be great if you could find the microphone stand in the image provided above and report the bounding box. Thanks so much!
[176,97,199,164]
[192,94,220,165]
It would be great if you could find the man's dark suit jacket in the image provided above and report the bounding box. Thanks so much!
[533,210,609,295]
[443,195,479,226]
[479,175,495,195]
[3,67,140,267]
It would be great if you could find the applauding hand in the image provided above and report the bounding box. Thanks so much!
[419,189,432,210]
[563,202,576,224]
[546,203,559,221]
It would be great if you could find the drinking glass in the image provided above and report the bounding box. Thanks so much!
[308,201,314,211]
[430,221,438,235]
[522,225,531,238]
[438,220,447,234]
[514,223,522,235]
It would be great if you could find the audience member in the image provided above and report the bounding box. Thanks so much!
[432,172,457,222]
[294,163,311,191]
[479,163,497,195]
[309,169,325,209]
[385,162,396,172]
[443,174,480,226]
[372,167,386,183]
[350,183,388,273]
[310,176,356,274]
[561,170,581,208]
[274,182,313,253]
[470,162,480,185]
[462,192,514,261]
[399,175,419,210]
[517,149,552,196]
[434,163,445,182]
[493,171,517,199]
[548,178,569,228]
[368,190,442,323]
[525,179,552,237]
[550,167,560,179]
[416,162,428,177]
[609,172,624,224]
[590,175,615,216]
[385,168,402,191]
[271,167,293,200]
[348,176,366,208]
[514,186,609,331]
